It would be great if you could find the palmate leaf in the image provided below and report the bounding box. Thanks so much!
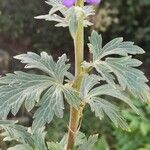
[80,74,140,130]
[0,120,47,150]
[0,72,54,117]
[14,52,70,83]
[88,31,144,61]
[0,52,80,130]
[104,56,149,100]
[32,84,79,130]
[0,120,33,146]
[89,97,128,130]
[83,31,150,102]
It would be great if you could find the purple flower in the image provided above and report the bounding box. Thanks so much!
[86,0,102,5]
[63,0,77,8]
[63,0,101,8]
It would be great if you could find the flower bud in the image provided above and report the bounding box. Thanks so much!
[63,0,102,8]
[86,0,102,5]
[63,0,77,8]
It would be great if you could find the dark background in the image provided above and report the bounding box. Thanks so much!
[0,0,150,149]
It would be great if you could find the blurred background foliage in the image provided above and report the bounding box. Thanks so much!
[0,0,150,149]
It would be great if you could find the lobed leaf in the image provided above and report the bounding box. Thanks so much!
[0,72,54,118]
[89,97,129,130]
[80,74,140,130]
[83,31,150,102]
[89,31,145,61]
[79,134,98,150]
[0,120,47,150]
[104,56,150,101]
[0,52,80,130]
[14,52,70,83]
[0,120,34,147]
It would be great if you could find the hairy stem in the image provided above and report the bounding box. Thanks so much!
[66,0,84,149]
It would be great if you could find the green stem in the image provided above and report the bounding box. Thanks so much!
[66,0,84,150]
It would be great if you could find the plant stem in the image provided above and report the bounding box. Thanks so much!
[66,0,84,149]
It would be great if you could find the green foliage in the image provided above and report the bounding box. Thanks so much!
[83,31,149,102]
[47,131,98,150]
[35,0,94,39]
[0,1,149,149]
[80,74,139,130]
[114,102,150,150]
[78,134,98,150]
[0,30,149,149]
[47,142,64,150]
[0,52,80,130]
[0,120,33,146]
[0,120,47,150]
[93,136,109,150]
[79,30,149,131]
[35,0,94,27]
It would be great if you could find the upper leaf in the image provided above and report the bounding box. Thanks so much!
[104,56,149,100]
[45,0,65,15]
[0,52,80,130]
[88,31,145,61]
[35,0,95,28]
[83,31,150,102]
[14,52,70,83]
